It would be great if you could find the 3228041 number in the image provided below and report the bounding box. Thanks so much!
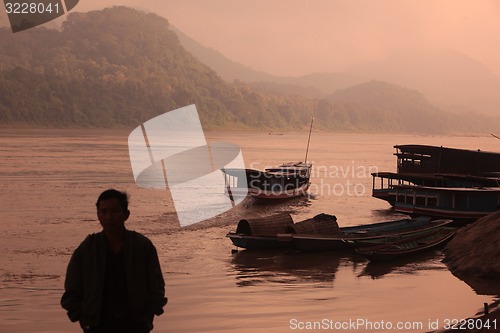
[5,2,61,14]
[444,318,497,330]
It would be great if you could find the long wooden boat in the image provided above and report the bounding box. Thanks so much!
[394,144,500,176]
[354,226,457,261]
[393,184,500,223]
[372,144,500,206]
[227,213,453,251]
[227,213,297,250]
[227,213,336,250]
[228,233,292,250]
[287,218,454,252]
[372,172,500,206]
[222,161,312,200]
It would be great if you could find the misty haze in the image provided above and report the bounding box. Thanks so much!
[1,4,499,133]
[1,2,500,333]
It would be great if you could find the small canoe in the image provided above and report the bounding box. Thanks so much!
[354,226,456,261]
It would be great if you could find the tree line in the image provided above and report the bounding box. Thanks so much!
[0,6,498,134]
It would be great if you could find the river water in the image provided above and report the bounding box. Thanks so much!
[0,129,497,333]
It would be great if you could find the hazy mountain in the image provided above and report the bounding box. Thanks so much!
[176,29,500,116]
[173,26,279,84]
[0,7,313,129]
[324,80,445,133]
[174,26,325,99]
[316,80,499,134]
[0,7,498,134]
[347,49,500,115]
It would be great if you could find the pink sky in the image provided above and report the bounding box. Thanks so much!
[3,0,500,77]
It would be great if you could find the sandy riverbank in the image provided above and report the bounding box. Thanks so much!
[435,210,500,332]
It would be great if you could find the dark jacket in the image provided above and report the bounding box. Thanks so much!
[61,230,167,328]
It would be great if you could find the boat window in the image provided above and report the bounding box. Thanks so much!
[415,195,426,206]
[427,196,438,207]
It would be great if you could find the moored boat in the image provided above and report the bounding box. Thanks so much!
[227,213,453,252]
[227,213,298,250]
[393,144,500,176]
[222,161,312,200]
[393,185,500,223]
[287,217,453,252]
[372,144,500,206]
[227,213,339,250]
[222,117,315,201]
[372,172,500,206]
[354,226,457,261]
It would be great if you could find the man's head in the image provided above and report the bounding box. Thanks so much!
[96,189,130,232]
[96,189,129,212]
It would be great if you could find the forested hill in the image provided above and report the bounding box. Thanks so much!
[0,6,313,129]
[0,7,498,134]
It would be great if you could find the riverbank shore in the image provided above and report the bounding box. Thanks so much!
[436,210,500,332]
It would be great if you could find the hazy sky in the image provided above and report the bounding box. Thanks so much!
[3,1,500,77]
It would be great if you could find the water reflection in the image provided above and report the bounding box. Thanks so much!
[230,250,349,287]
[357,251,448,279]
[230,247,455,287]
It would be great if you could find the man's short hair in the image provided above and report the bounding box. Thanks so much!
[96,189,129,212]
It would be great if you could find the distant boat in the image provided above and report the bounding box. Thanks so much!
[354,226,456,261]
[222,162,312,200]
[222,117,314,201]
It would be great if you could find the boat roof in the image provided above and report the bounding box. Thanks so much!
[278,162,312,167]
[265,162,311,173]
[372,172,500,183]
[393,144,500,176]
[221,165,310,177]
[434,173,500,182]
[393,184,500,192]
[372,172,443,180]
[394,144,500,156]
[265,167,310,173]
[220,168,262,177]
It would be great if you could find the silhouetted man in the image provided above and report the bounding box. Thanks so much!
[61,189,167,332]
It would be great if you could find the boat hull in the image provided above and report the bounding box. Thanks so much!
[227,216,453,252]
[290,218,453,252]
[227,233,292,250]
[393,185,500,223]
[222,162,312,200]
[249,183,310,199]
[355,227,456,261]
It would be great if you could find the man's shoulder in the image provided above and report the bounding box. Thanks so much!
[77,232,104,249]
[83,231,103,241]
[125,230,153,245]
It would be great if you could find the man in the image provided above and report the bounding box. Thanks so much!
[61,189,167,333]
